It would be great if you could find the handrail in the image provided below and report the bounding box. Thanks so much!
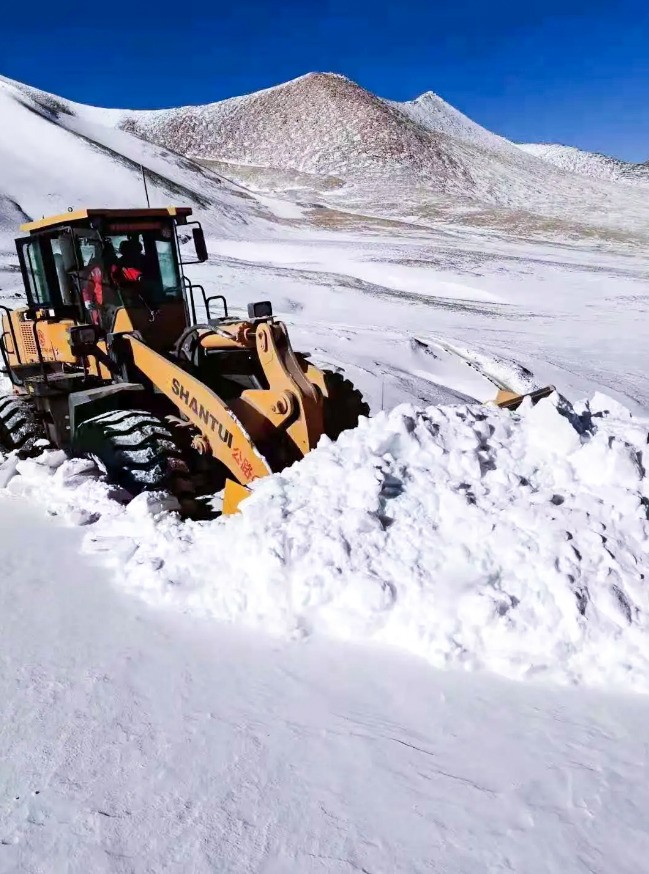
[0,306,23,386]
[205,294,228,319]
[182,280,228,324]
[182,275,196,324]
[31,312,52,387]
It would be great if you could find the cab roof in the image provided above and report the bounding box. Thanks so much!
[20,207,193,235]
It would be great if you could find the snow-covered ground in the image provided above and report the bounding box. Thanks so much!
[3,209,648,867]
[1,394,648,871]
[183,224,649,414]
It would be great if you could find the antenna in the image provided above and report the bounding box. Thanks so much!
[140,164,151,208]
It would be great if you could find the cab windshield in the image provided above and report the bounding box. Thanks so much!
[17,220,185,330]
[66,222,184,329]
[98,225,182,307]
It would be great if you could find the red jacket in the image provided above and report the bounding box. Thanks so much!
[111,265,143,286]
[82,265,104,307]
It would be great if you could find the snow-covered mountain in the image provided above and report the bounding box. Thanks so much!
[518,142,649,187]
[390,89,512,154]
[116,73,483,190]
[2,70,649,243]
[105,72,532,183]
[62,71,645,238]
[391,94,649,190]
[0,75,282,253]
[3,71,649,244]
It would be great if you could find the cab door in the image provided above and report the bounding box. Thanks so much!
[15,235,56,309]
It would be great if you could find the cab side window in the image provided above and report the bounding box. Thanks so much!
[22,240,52,307]
[50,235,77,305]
[155,238,181,297]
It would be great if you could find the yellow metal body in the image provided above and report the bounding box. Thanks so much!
[230,321,323,456]
[1,307,110,378]
[126,334,275,484]
[3,308,78,365]
[20,206,190,234]
[494,386,555,410]
[2,304,329,496]
[2,205,339,513]
[120,315,328,487]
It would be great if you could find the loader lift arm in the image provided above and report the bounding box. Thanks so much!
[123,316,326,487]
[125,336,273,484]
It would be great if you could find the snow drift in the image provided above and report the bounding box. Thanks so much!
[3,392,648,691]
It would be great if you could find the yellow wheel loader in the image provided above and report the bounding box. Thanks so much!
[0,207,368,512]
[0,206,552,514]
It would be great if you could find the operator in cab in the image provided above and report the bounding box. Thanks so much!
[110,237,153,310]
[81,242,108,327]
[113,238,144,284]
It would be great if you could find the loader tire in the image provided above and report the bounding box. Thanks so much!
[74,409,195,501]
[321,370,370,440]
[0,394,46,456]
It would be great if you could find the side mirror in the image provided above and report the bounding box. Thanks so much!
[192,227,208,263]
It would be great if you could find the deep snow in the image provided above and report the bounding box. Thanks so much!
[2,494,649,873]
[3,391,647,692]
[194,231,649,414]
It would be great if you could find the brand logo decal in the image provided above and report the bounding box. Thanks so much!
[172,378,233,447]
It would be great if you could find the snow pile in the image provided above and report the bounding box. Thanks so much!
[3,392,649,690]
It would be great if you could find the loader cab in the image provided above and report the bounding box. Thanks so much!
[15,207,208,347]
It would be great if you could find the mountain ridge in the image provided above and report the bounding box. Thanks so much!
[517,142,649,187]
[0,75,282,252]
[96,72,649,238]
[1,71,649,243]
[3,69,646,186]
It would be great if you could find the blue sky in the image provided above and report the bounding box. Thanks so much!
[2,0,647,160]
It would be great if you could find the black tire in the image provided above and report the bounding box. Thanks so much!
[74,409,195,501]
[321,370,370,440]
[0,394,46,455]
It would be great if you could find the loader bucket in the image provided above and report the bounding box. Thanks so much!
[223,479,252,515]
[493,385,555,411]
